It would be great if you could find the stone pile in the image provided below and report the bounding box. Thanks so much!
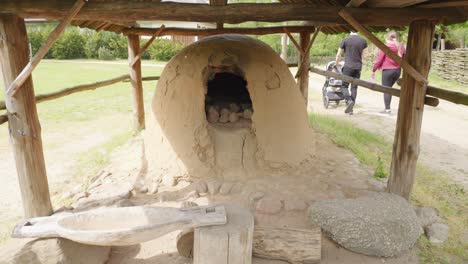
[206,103,253,124]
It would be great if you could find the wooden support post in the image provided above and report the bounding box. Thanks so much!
[298,31,311,102]
[387,20,436,199]
[5,0,86,97]
[295,27,320,78]
[0,14,53,217]
[127,34,145,131]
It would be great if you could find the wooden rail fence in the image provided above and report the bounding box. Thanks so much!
[432,48,468,85]
[0,74,161,125]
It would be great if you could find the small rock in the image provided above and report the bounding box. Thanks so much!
[256,197,283,214]
[219,182,235,195]
[249,191,265,202]
[229,103,241,113]
[368,177,386,190]
[284,199,308,211]
[229,112,239,123]
[230,183,243,194]
[181,201,199,208]
[207,180,222,195]
[139,186,149,194]
[149,182,159,194]
[114,199,135,207]
[72,191,90,202]
[194,181,208,194]
[219,108,230,123]
[207,106,219,123]
[243,109,253,119]
[54,205,74,213]
[162,175,177,186]
[425,223,449,244]
[415,207,440,227]
[183,190,200,199]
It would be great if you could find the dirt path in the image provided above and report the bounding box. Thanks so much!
[307,73,468,188]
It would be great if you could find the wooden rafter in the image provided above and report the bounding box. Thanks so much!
[130,25,165,67]
[284,28,304,56]
[417,1,468,8]
[365,0,429,8]
[346,0,368,7]
[338,10,428,84]
[123,25,315,36]
[1,2,465,26]
[210,0,227,29]
[5,0,86,97]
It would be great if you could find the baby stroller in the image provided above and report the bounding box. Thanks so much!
[322,61,345,108]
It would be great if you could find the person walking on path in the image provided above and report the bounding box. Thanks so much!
[335,32,368,115]
[372,31,406,114]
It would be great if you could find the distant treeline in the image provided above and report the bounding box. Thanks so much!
[27,25,184,61]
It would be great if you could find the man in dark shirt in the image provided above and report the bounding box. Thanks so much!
[335,32,367,115]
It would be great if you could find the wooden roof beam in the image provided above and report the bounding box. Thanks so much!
[122,25,315,36]
[1,2,465,26]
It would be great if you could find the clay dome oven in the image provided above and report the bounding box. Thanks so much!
[144,34,315,183]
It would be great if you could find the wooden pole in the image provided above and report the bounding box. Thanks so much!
[0,14,53,217]
[0,74,131,111]
[298,31,311,102]
[387,20,436,199]
[396,79,468,106]
[283,28,304,56]
[128,34,145,131]
[295,27,320,78]
[338,9,428,84]
[122,25,315,37]
[2,2,465,25]
[5,0,86,97]
[130,25,165,67]
[309,67,439,107]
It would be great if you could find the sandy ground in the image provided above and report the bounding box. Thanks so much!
[307,73,468,189]
[0,114,131,242]
[0,70,466,263]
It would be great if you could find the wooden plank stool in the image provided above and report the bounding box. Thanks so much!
[193,204,254,264]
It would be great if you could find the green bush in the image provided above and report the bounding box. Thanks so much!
[148,40,184,61]
[27,25,54,58]
[85,31,128,59]
[97,47,116,60]
[51,28,86,59]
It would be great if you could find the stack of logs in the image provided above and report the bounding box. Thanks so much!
[206,103,253,124]
[432,48,468,85]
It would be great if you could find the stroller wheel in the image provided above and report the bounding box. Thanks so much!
[322,85,330,109]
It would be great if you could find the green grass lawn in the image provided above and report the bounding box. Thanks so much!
[310,113,468,264]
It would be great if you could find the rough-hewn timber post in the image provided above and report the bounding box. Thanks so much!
[298,31,310,103]
[387,20,436,199]
[127,34,145,131]
[0,14,53,217]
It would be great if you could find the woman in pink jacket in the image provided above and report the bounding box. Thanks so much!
[372,31,405,114]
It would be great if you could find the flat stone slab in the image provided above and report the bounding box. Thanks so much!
[308,192,422,257]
